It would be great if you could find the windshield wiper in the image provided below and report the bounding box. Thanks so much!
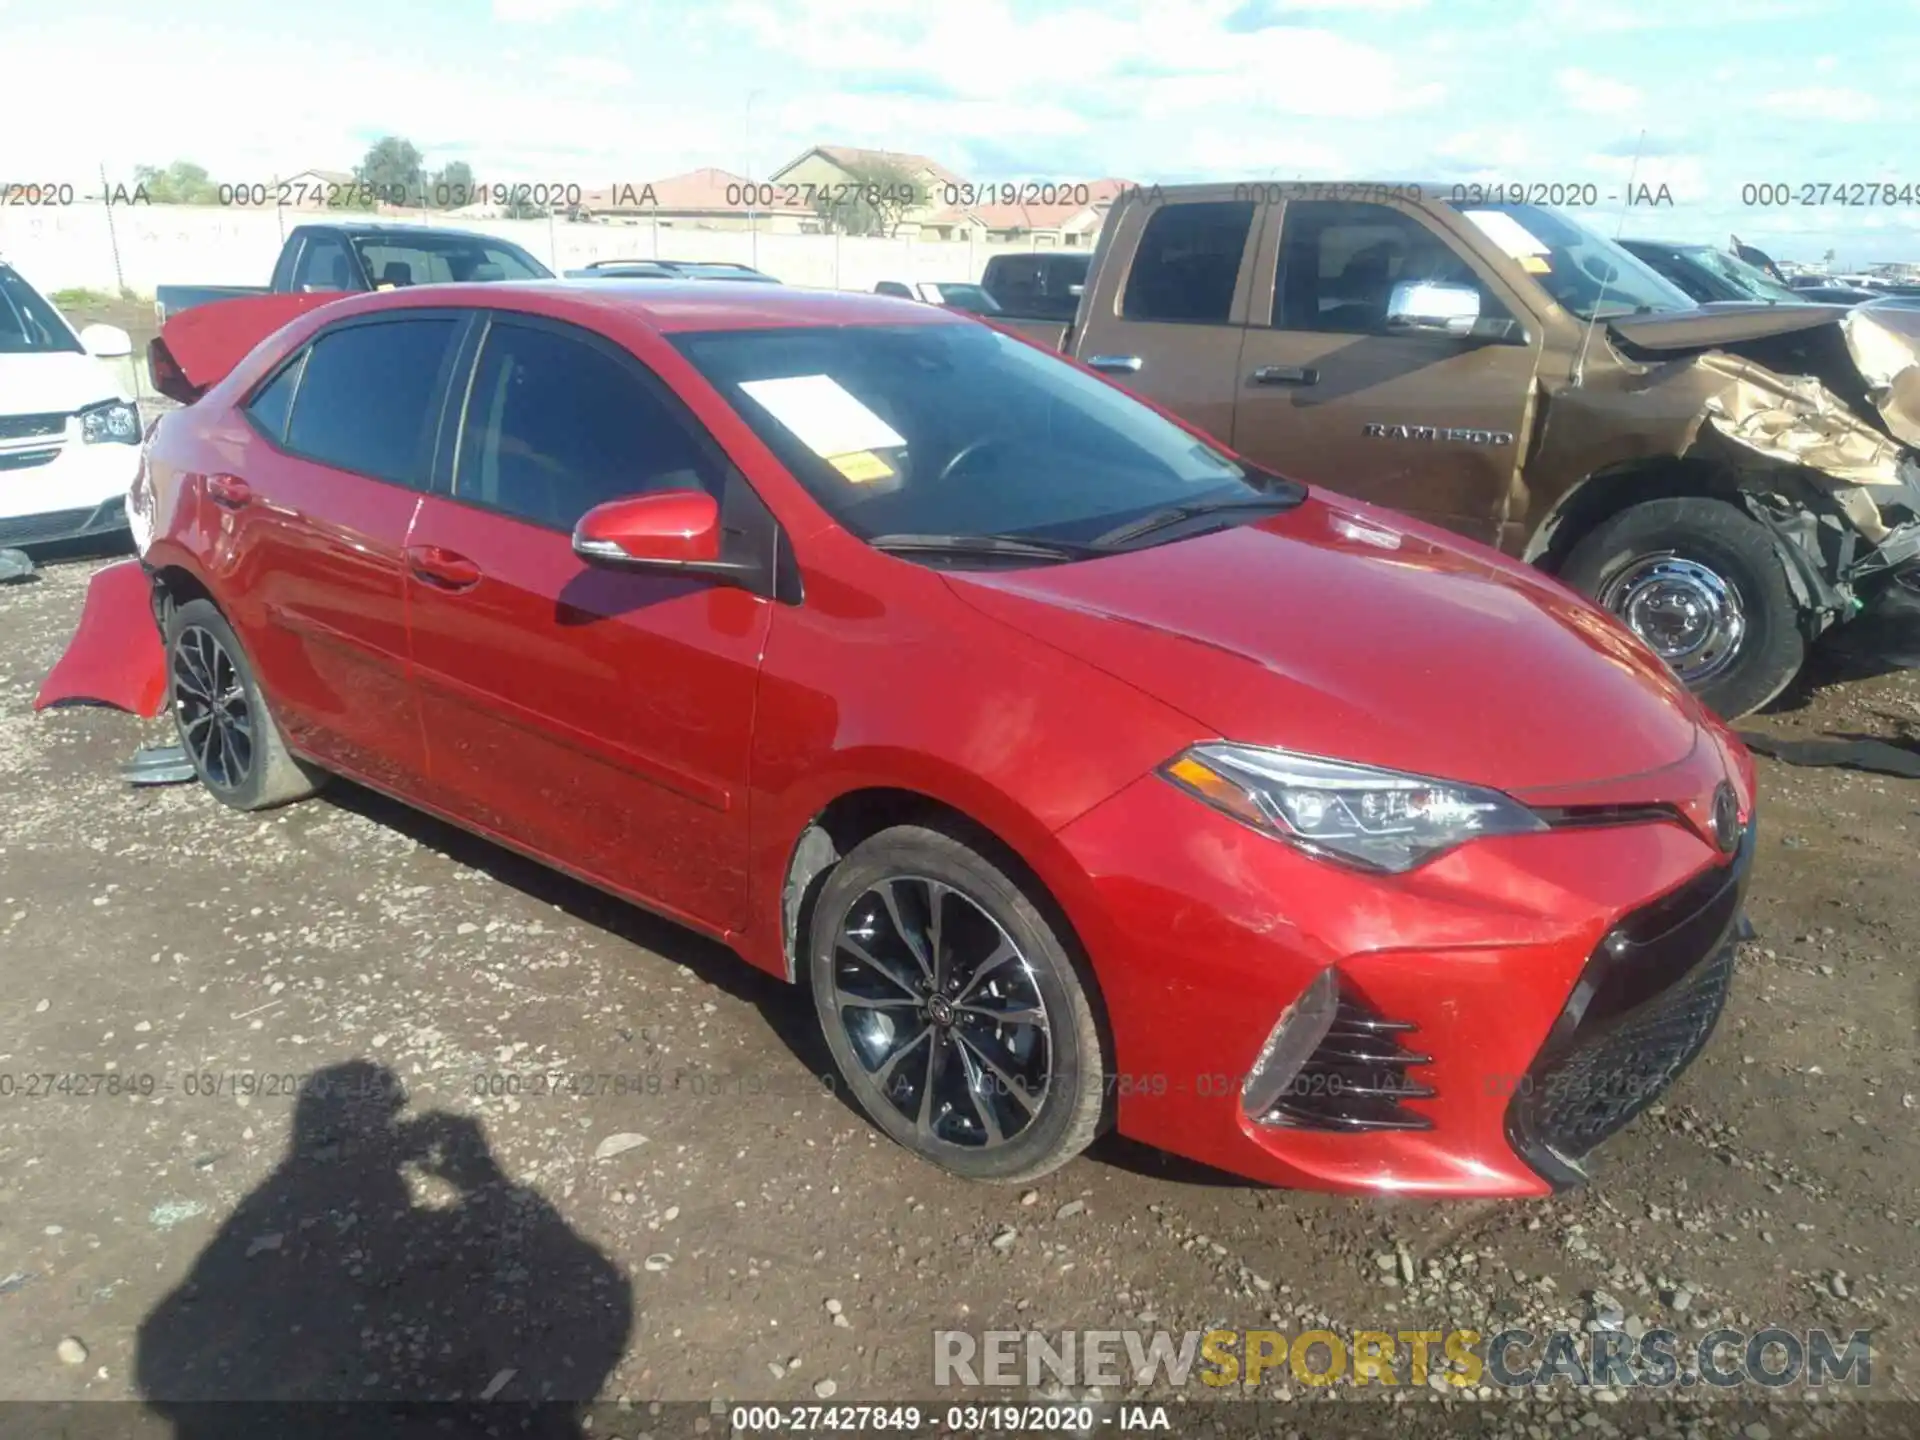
[866,532,1106,564]
[1091,493,1304,550]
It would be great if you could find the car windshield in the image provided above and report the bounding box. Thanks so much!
[350,234,550,285]
[673,322,1297,551]
[1452,203,1698,319]
[1679,246,1804,304]
[0,265,83,355]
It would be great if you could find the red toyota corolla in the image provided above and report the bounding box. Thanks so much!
[87,281,1755,1197]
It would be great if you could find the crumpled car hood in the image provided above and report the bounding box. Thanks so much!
[945,497,1705,795]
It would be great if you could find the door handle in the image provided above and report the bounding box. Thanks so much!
[205,473,252,508]
[406,545,482,591]
[1085,354,1144,374]
[1250,365,1319,386]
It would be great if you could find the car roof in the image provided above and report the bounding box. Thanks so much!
[317,278,964,333]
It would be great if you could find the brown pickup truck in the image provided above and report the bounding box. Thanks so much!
[998,183,1920,717]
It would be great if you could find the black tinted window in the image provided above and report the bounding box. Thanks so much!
[456,321,719,531]
[1122,202,1254,323]
[1275,201,1495,333]
[285,319,457,485]
[244,353,304,442]
[983,254,1084,319]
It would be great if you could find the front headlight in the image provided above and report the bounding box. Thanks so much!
[1161,742,1547,873]
[79,399,140,445]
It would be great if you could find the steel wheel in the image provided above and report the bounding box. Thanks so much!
[829,875,1053,1150]
[1599,553,1747,686]
[171,623,254,791]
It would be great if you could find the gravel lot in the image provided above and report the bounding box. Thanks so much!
[1,554,1916,1439]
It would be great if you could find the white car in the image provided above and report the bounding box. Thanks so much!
[0,260,142,548]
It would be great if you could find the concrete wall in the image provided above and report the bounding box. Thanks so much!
[0,204,1054,297]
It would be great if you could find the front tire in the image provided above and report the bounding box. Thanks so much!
[1560,497,1807,719]
[808,825,1106,1184]
[166,598,324,811]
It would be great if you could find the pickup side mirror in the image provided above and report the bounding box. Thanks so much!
[1385,281,1482,337]
[573,489,724,570]
[79,323,134,359]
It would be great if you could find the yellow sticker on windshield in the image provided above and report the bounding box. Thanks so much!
[829,450,894,484]
[1519,255,1551,274]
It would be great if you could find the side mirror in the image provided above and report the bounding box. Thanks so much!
[573,489,722,570]
[1385,281,1481,337]
[80,323,134,359]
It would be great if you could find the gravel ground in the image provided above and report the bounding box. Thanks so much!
[1,554,1916,1439]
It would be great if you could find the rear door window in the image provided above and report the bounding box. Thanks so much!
[283,318,460,485]
[1122,201,1256,323]
[454,319,723,532]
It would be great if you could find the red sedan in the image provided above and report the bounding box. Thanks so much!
[92,281,1755,1196]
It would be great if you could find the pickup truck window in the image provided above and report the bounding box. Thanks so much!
[1452,203,1694,320]
[291,236,355,293]
[454,321,720,532]
[284,318,459,487]
[675,321,1276,550]
[1122,202,1256,324]
[1274,201,1500,333]
[355,236,548,286]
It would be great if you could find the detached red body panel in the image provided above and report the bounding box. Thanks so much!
[35,558,167,717]
[67,280,1757,1197]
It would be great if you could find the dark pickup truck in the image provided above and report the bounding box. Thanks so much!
[995,182,1920,717]
[153,221,551,323]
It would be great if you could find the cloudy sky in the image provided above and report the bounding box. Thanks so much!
[5,0,1917,262]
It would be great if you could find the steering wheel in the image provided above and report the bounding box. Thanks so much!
[938,435,1007,484]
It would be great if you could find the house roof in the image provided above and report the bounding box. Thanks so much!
[772,145,968,190]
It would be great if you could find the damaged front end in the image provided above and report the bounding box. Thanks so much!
[1604,302,1920,666]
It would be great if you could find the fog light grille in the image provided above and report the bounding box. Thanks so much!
[1256,992,1434,1132]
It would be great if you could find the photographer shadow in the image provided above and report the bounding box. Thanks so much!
[134,1059,633,1439]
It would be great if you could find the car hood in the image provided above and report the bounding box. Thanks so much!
[943,498,1704,795]
[1611,301,1920,447]
[0,350,125,416]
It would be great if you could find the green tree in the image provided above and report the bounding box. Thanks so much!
[811,159,929,238]
[354,136,427,208]
[132,161,221,204]
[430,160,476,209]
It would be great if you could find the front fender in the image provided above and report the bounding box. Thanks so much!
[34,559,167,718]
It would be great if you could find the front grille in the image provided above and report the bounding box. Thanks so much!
[0,412,68,442]
[0,448,61,472]
[1258,993,1435,1132]
[1506,820,1753,1186]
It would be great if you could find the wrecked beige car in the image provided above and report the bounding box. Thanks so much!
[1002,186,1920,717]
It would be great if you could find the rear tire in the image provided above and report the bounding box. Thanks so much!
[808,825,1106,1184]
[1560,497,1806,719]
[165,598,324,811]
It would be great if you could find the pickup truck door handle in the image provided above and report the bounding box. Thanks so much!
[406,545,483,592]
[1250,365,1319,386]
[205,474,252,509]
[1086,355,1144,374]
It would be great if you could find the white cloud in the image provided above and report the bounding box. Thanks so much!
[548,56,632,87]
[492,0,617,22]
[1759,87,1880,122]
[1557,68,1643,115]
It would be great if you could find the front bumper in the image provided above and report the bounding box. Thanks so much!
[1054,737,1752,1198]
[0,431,139,548]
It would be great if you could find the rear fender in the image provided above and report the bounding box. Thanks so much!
[34,560,167,718]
